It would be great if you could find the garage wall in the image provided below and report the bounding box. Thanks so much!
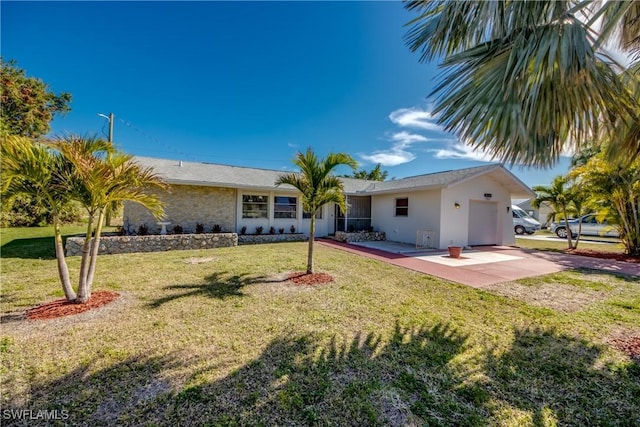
[440,176,514,248]
[371,190,441,246]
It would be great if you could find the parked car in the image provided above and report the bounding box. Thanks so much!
[549,214,619,238]
[512,205,541,234]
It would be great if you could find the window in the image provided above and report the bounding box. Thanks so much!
[274,196,297,219]
[303,208,323,219]
[395,198,408,216]
[242,195,268,219]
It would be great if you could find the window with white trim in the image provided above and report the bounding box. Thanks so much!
[395,198,408,216]
[274,196,297,219]
[242,195,268,219]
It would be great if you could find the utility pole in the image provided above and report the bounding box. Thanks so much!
[98,112,114,144]
[98,112,115,226]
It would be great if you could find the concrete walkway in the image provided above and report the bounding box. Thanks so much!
[317,239,639,288]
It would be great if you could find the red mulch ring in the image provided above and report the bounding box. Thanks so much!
[287,272,334,286]
[26,291,120,321]
[566,249,639,264]
[610,336,640,363]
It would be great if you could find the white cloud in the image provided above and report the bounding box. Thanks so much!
[360,151,416,166]
[431,142,495,162]
[389,107,442,131]
[359,131,429,166]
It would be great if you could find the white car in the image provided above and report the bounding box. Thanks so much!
[549,214,619,238]
[512,205,541,235]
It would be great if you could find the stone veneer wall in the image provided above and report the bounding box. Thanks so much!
[65,233,238,256]
[334,231,386,243]
[123,185,236,234]
[238,234,308,245]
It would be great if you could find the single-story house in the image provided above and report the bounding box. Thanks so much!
[124,157,535,249]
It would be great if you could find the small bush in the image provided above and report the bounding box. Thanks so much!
[278,227,285,235]
[269,226,276,235]
[290,225,296,233]
[240,226,247,235]
[255,226,264,235]
[115,226,126,236]
[212,224,222,233]
[195,223,205,234]
[172,225,184,234]
[138,224,149,236]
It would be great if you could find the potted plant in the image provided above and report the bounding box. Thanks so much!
[448,244,463,258]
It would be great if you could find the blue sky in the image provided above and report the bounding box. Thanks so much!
[2,1,570,187]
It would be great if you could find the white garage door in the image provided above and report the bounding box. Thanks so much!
[468,201,498,246]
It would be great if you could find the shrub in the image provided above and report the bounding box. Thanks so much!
[278,227,285,235]
[138,224,149,236]
[212,224,222,233]
[290,225,296,233]
[269,226,276,235]
[172,224,184,234]
[255,226,264,235]
[115,226,126,236]
[195,223,205,234]
[240,226,247,235]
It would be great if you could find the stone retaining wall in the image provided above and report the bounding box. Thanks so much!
[238,234,308,245]
[65,233,238,256]
[334,231,386,243]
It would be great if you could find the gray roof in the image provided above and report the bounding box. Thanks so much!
[134,156,534,198]
[134,156,373,193]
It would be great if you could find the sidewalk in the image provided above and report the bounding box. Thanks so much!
[317,239,639,288]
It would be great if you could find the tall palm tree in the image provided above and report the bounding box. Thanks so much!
[276,149,357,274]
[532,176,576,249]
[52,135,167,302]
[404,0,640,167]
[1,135,77,300]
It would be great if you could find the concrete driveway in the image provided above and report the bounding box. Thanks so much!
[318,239,639,288]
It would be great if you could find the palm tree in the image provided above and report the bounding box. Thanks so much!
[1,135,77,300]
[532,176,576,249]
[276,148,357,274]
[52,135,167,302]
[570,152,640,255]
[404,0,640,167]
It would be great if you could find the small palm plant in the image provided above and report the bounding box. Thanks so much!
[276,148,356,274]
[52,135,167,303]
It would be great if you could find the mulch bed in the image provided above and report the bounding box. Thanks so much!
[287,272,334,286]
[26,291,120,321]
[610,336,640,363]
[566,249,639,264]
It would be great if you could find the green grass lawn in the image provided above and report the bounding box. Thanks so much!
[515,230,626,254]
[1,227,639,426]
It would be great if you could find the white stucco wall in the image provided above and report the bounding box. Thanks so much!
[440,175,514,248]
[370,190,441,246]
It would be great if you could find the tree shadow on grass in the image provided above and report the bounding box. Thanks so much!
[4,321,471,426]
[137,321,475,426]
[7,323,638,426]
[1,236,57,260]
[4,354,180,427]
[482,326,640,426]
[146,272,269,308]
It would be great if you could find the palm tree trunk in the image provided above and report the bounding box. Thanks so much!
[85,209,106,292]
[307,216,315,274]
[562,207,573,250]
[76,214,95,303]
[53,217,76,301]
